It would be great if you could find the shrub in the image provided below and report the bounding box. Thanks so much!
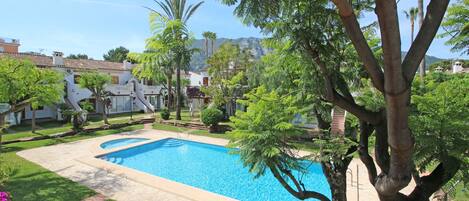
[201,108,223,126]
[0,159,14,189]
[160,108,170,120]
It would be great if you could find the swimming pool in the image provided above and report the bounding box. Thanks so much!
[100,138,331,200]
[100,138,149,149]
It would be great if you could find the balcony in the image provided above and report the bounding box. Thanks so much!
[141,85,162,95]
[106,84,133,95]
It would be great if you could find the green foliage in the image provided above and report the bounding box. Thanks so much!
[202,42,254,106]
[78,72,111,93]
[66,54,89,60]
[103,46,129,62]
[439,0,469,55]
[160,108,170,120]
[30,69,64,111]
[0,57,37,105]
[228,86,303,177]
[201,107,223,126]
[410,73,469,194]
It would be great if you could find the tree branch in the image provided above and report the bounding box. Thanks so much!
[407,156,461,200]
[331,0,385,92]
[402,0,450,82]
[303,43,382,124]
[269,164,331,201]
[358,121,378,184]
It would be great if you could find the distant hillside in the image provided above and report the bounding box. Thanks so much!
[190,37,269,72]
[189,37,445,72]
[401,51,445,70]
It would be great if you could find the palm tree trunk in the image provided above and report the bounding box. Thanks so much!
[211,39,214,55]
[32,109,36,133]
[418,0,426,81]
[411,20,415,41]
[167,75,173,110]
[176,65,182,120]
[205,38,208,57]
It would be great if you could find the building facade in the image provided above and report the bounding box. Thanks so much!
[1,44,164,125]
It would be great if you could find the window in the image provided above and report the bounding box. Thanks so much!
[111,76,119,84]
[203,77,209,86]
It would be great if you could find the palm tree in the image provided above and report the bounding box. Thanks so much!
[404,7,418,41]
[418,0,426,79]
[208,32,217,55]
[148,0,204,120]
[202,31,211,57]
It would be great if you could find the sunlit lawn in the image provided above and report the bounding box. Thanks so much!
[0,124,143,201]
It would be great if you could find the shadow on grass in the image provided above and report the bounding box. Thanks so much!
[5,170,95,201]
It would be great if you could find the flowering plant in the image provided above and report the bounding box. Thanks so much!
[0,192,10,201]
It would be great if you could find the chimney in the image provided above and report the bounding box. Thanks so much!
[52,51,64,66]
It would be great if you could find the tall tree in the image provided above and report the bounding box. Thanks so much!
[208,32,217,56]
[404,7,419,41]
[30,69,64,133]
[439,0,469,55]
[103,46,130,63]
[128,14,176,110]
[418,0,426,81]
[147,0,204,120]
[78,72,111,125]
[222,0,454,200]
[0,57,62,153]
[202,31,211,57]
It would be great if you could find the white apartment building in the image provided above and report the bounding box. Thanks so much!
[0,51,164,125]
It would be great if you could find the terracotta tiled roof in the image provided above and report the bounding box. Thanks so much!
[0,52,129,71]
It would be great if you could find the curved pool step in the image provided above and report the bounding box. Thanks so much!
[161,139,184,148]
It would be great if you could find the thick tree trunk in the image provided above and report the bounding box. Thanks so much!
[322,162,349,201]
[102,100,109,125]
[176,65,182,120]
[32,109,36,133]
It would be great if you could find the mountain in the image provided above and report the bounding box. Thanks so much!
[401,51,445,70]
[189,37,445,72]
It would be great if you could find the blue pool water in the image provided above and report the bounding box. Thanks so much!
[100,138,331,201]
[100,138,149,149]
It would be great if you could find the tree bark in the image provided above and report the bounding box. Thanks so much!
[102,99,109,125]
[0,114,4,155]
[32,109,36,133]
[176,64,182,120]
[321,161,349,201]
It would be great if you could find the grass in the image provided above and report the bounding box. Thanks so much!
[152,123,190,133]
[188,129,231,140]
[1,113,151,142]
[0,124,143,201]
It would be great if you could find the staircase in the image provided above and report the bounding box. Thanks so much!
[331,106,346,136]
[161,139,184,148]
[131,79,155,113]
[65,80,86,122]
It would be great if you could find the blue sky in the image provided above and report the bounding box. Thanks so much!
[1,0,467,60]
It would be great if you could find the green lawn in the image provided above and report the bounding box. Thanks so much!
[1,113,151,142]
[0,124,143,201]
[152,123,190,133]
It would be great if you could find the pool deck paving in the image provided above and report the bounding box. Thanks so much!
[17,128,415,201]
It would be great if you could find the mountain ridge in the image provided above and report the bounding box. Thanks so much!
[189,37,445,72]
